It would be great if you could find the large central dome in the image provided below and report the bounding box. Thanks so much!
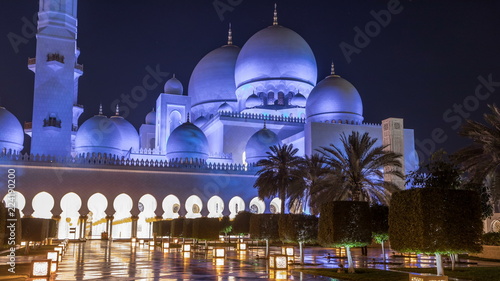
[234,25,317,88]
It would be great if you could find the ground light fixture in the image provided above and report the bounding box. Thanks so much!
[46,251,59,263]
[282,246,295,263]
[163,242,170,252]
[237,243,247,251]
[30,259,52,278]
[269,270,288,280]
[213,247,225,258]
[182,244,191,252]
[269,254,288,270]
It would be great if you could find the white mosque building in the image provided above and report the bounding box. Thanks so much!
[0,1,423,239]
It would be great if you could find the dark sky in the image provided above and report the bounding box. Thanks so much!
[1,0,499,161]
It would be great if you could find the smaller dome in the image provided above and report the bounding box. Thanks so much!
[164,75,183,95]
[193,116,208,128]
[306,74,363,124]
[245,94,261,108]
[0,107,24,153]
[75,114,139,157]
[167,122,209,161]
[290,93,306,107]
[145,109,156,125]
[245,127,281,164]
[218,102,233,112]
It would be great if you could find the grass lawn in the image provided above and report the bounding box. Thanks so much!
[296,268,408,281]
[298,267,500,281]
[398,267,500,281]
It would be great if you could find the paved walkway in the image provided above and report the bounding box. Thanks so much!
[54,241,334,280]
[51,240,500,281]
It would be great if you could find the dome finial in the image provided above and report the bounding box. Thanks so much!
[115,104,120,116]
[273,3,278,26]
[263,120,267,129]
[187,113,190,123]
[173,73,176,78]
[99,103,103,115]
[331,61,335,75]
[227,23,233,45]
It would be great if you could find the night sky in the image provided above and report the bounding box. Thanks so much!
[1,0,499,162]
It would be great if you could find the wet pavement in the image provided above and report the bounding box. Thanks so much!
[51,240,499,281]
[54,240,336,280]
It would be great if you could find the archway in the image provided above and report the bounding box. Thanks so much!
[249,197,265,214]
[87,193,108,239]
[3,191,26,217]
[137,194,157,238]
[207,196,224,218]
[32,192,54,218]
[185,195,202,219]
[113,193,133,239]
[270,198,282,214]
[162,195,180,219]
[228,196,245,219]
[59,192,82,239]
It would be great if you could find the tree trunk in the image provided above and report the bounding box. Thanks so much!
[280,191,286,214]
[450,253,455,271]
[435,253,444,276]
[346,246,355,273]
[381,240,386,264]
[299,241,304,265]
[266,239,269,258]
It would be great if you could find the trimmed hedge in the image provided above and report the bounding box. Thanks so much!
[318,201,371,248]
[482,232,500,246]
[370,205,389,244]
[153,220,172,237]
[249,214,280,241]
[278,214,318,244]
[170,218,185,237]
[389,188,483,254]
[182,219,194,239]
[21,218,51,241]
[232,211,252,235]
[192,217,220,241]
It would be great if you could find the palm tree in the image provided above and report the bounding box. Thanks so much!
[317,131,404,205]
[454,104,500,184]
[254,144,304,214]
[288,153,331,214]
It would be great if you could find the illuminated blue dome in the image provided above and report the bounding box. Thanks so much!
[218,102,233,112]
[189,44,240,117]
[75,115,139,157]
[306,74,364,124]
[193,116,208,128]
[145,109,156,125]
[235,25,317,88]
[164,75,183,95]
[245,127,281,164]
[245,93,261,108]
[167,122,209,161]
[0,107,24,153]
[291,93,306,107]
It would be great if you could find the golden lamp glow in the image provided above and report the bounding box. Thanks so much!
[213,248,225,258]
[46,251,59,263]
[409,274,449,281]
[30,260,51,278]
[269,255,288,270]
[183,244,191,252]
[237,243,247,251]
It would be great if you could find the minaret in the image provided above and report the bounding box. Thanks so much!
[382,118,405,189]
[29,0,83,157]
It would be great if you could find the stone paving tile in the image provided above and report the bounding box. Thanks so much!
[53,241,335,281]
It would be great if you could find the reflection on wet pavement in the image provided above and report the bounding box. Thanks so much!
[54,241,337,280]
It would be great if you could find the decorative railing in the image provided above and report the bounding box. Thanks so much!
[75,64,83,71]
[361,122,381,127]
[218,111,306,123]
[27,57,36,65]
[208,152,233,159]
[0,152,254,172]
[47,53,64,63]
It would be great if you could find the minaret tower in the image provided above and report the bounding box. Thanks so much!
[29,0,83,157]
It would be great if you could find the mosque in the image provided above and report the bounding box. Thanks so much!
[0,1,423,240]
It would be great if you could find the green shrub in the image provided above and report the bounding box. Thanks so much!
[249,214,280,241]
[482,232,500,246]
[232,211,252,235]
[170,218,185,237]
[318,201,371,248]
[192,217,219,241]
